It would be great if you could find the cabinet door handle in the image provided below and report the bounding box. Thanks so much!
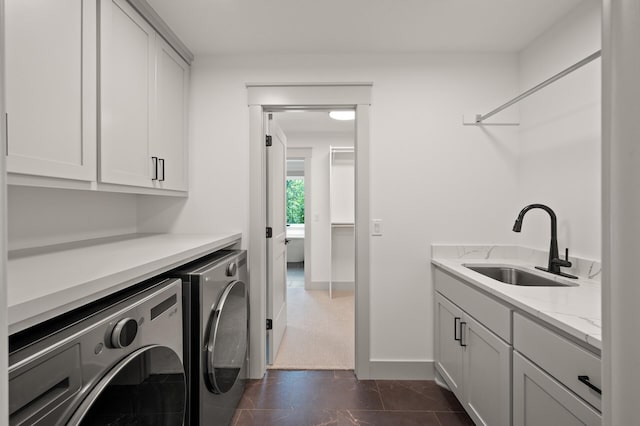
[578,375,602,395]
[151,157,158,180]
[454,317,461,341]
[459,321,467,347]
[159,158,165,181]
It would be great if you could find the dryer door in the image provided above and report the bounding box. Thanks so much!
[69,345,186,425]
[205,280,248,394]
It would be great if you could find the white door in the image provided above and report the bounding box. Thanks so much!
[434,294,465,398]
[154,37,189,191]
[99,0,155,187]
[266,116,287,364]
[6,0,96,181]
[463,314,512,426]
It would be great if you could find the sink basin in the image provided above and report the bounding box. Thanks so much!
[464,265,577,287]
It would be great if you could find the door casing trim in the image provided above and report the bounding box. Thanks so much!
[247,83,372,379]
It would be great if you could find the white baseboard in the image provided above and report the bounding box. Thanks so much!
[306,281,355,291]
[368,360,435,380]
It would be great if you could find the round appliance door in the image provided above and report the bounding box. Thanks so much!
[205,280,248,394]
[70,345,186,425]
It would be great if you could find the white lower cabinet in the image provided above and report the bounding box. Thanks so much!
[434,266,602,426]
[435,293,511,426]
[513,352,601,426]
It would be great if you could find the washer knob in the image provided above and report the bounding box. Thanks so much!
[226,262,237,277]
[110,318,138,348]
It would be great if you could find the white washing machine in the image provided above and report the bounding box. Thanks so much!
[174,250,249,426]
[8,278,186,425]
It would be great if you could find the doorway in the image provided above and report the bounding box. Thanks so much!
[247,83,372,380]
[285,157,307,289]
[268,111,356,370]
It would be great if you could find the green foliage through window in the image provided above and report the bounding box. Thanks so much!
[286,179,305,224]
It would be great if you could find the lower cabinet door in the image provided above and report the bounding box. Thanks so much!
[435,294,465,397]
[513,352,601,426]
[463,314,511,426]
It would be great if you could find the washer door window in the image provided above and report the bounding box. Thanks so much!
[205,280,248,394]
[70,345,186,425]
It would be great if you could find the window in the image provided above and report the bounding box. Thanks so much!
[286,178,304,224]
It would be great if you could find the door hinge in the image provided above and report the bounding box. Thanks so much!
[266,227,273,238]
[266,319,273,330]
[265,135,272,147]
[5,113,8,156]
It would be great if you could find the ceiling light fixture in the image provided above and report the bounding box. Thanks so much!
[329,110,355,121]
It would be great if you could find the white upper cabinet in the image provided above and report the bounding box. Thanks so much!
[6,0,97,181]
[154,37,189,191]
[99,0,189,191]
[99,0,156,188]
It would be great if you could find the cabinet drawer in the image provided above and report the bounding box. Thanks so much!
[435,267,511,342]
[513,352,601,426]
[514,313,601,411]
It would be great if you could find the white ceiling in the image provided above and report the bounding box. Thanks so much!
[147,0,584,56]
[274,111,355,135]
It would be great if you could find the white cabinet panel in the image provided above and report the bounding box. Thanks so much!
[513,352,601,426]
[154,37,189,191]
[514,313,602,411]
[6,0,96,181]
[435,292,511,426]
[435,294,464,397]
[435,268,511,342]
[464,314,511,426]
[99,0,155,188]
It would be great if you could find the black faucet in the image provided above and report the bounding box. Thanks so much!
[512,204,578,279]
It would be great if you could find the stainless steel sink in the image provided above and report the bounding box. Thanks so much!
[464,265,577,287]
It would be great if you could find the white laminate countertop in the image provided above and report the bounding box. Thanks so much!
[8,233,241,334]
[432,256,602,350]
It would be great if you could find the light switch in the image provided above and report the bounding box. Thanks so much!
[372,219,382,236]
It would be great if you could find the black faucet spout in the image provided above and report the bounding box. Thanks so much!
[512,204,576,278]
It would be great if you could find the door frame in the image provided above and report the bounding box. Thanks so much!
[247,83,372,379]
[286,147,312,289]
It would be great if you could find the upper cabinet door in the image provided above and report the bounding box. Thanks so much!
[154,37,189,191]
[6,0,97,181]
[99,0,155,188]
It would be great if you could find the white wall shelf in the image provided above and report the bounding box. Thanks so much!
[329,146,355,298]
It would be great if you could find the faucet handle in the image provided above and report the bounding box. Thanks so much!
[554,248,572,268]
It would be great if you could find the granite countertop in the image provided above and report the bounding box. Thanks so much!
[431,245,602,351]
[8,233,241,334]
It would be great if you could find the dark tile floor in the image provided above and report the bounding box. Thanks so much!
[232,370,474,426]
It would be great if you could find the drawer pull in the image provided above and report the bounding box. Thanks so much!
[454,317,461,341]
[578,375,602,395]
[460,321,467,347]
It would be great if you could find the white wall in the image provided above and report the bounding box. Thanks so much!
[516,0,601,260]
[1,0,8,419]
[138,53,521,362]
[287,132,353,283]
[8,186,138,250]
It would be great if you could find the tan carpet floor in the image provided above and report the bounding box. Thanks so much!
[270,273,355,369]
